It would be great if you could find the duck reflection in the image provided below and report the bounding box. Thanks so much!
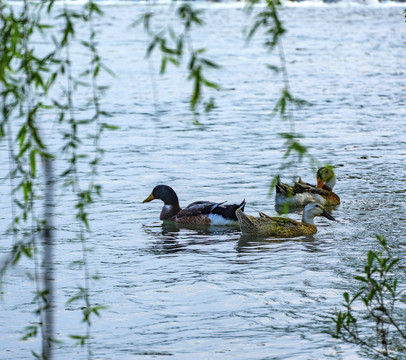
[236,233,316,251]
[161,220,241,236]
[143,221,241,255]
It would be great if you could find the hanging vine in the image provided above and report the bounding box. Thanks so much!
[0,0,114,358]
[135,1,220,125]
[246,0,316,192]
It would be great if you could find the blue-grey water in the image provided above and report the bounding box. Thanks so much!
[1,1,406,359]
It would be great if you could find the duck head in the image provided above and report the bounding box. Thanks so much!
[316,166,336,190]
[143,185,180,206]
[302,203,335,225]
[143,185,182,220]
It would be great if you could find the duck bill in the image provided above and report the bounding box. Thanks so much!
[142,193,155,203]
[317,179,325,188]
[321,209,335,221]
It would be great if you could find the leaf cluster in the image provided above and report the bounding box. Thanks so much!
[245,0,314,192]
[136,2,220,121]
[1,1,114,357]
[247,0,285,52]
[333,235,406,359]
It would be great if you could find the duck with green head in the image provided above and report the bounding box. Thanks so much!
[275,166,340,207]
[143,184,246,225]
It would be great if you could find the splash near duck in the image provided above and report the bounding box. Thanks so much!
[236,203,335,237]
[143,184,246,225]
[275,166,340,208]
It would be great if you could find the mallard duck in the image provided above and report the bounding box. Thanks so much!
[143,184,246,225]
[275,166,340,207]
[236,203,335,237]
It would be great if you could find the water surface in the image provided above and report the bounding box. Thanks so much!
[1,2,406,359]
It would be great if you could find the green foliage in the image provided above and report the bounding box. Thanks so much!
[279,132,307,161]
[247,0,285,50]
[1,0,115,358]
[136,2,221,122]
[22,325,38,341]
[69,334,89,346]
[245,0,314,193]
[332,235,406,359]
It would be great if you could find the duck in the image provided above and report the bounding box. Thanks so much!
[275,166,340,207]
[236,203,335,237]
[143,184,246,225]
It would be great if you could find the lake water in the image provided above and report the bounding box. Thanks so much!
[1,1,406,359]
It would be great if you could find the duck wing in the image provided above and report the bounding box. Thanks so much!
[177,201,218,218]
[258,211,299,227]
[277,176,332,196]
[256,214,302,235]
[276,177,294,196]
[263,216,307,238]
[293,181,331,196]
[266,216,299,227]
[276,177,319,197]
[211,200,246,221]
[178,200,246,221]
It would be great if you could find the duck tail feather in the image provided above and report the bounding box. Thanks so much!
[236,209,255,230]
[259,211,272,219]
[275,176,285,194]
[210,201,227,212]
[238,199,246,211]
[211,200,246,220]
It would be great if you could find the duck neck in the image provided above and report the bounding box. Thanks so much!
[160,204,181,220]
[302,212,316,226]
[324,176,336,191]
[160,190,181,220]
